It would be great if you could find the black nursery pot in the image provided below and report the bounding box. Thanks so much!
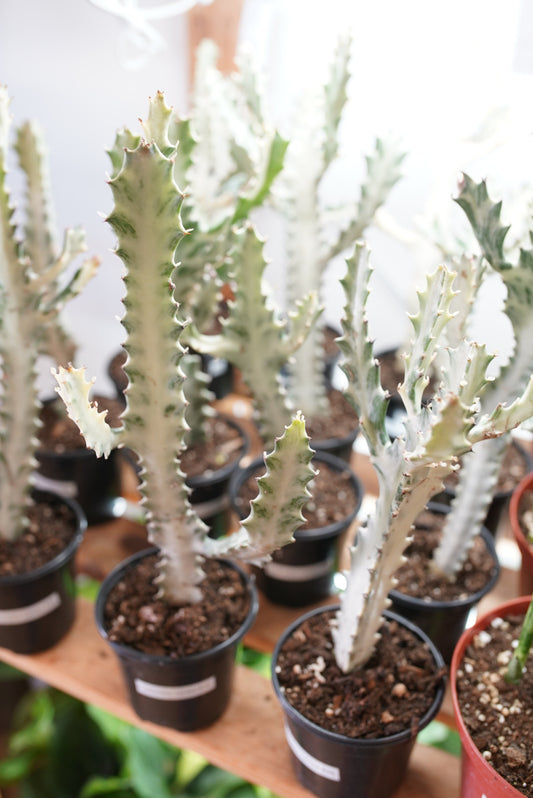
[272,605,446,798]
[389,505,500,664]
[431,439,533,536]
[0,491,86,654]
[95,548,258,732]
[35,446,124,525]
[186,415,249,536]
[230,451,363,607]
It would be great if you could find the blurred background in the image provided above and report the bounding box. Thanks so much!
[1,0,533,394]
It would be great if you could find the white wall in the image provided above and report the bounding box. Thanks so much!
[1,0,533,391]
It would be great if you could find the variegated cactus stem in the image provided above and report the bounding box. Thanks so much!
[0,87,98,541]
[54,98,317,606]
[332,241,533,673]
[186,223,321,445]
[432,173,533,579]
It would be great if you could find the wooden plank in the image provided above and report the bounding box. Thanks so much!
[0,598,459,798]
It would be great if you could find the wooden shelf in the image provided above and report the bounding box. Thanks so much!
[0,597,461,798]
[0,400,525,797]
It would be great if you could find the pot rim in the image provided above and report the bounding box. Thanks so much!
[230,450,364,542]
[450,595,532,797]
[0,490,86,587]
[510,470,533,557]
[184,413,250,489]
[95,547,259,666]
[272,603,446,749]
[389,525,500,611]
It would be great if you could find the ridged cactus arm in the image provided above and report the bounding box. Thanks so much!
[444,254,486,348]
[399,265,457,420]
[181,352,215,447]
[187,224,309,444]
[337,242,389,456]
[204,413,317,561]
[0,90,37,540]
[326,137,405,266]
[107,128,141,181]
[52,366,121,458]
[15,120,57,274]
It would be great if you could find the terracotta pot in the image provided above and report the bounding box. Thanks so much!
[510,471,533,595]
[450,596,531,797]
[0,491,86,654]
[230,451,363,606]
[273,604,446,798]
[95,548,258,731]
[389,504,500,664]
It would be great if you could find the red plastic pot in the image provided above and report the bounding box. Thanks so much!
[450,596,531,798]
[510,471,533,595]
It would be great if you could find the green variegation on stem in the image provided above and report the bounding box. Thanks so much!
[54,94,316,606]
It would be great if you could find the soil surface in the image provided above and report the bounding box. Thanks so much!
[180,416,246,479]
[455,612,533,796]
[275,607,445,739]
[0,499,79,577]
[393,510,498,602]
[233,457,360,531]
[103,554,251,657]
[304,389,359,443]
[38,396,124,452]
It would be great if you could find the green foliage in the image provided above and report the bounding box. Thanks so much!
[0,689,280,798]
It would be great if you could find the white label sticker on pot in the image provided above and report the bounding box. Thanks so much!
[264,559,332,582]
[284,723,340,782]
[134,675,217,701]
[32,472,78,499]
[0,591,62,626]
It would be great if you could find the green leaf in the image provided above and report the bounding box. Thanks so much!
[125,727,179,798]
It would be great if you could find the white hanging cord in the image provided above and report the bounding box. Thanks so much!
[87,0,214,68]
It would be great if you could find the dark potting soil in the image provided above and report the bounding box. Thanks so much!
[180,416,245,479]
[393,511,497,602]
[234,457,359,530]
[444,441,530,494]
[38,396,124,452]
[275,608,444,739]
[304,389,359,443]
[0,499,78,577]
[103,554,251,658]
[455,613,533,796]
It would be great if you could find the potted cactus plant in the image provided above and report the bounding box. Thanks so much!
[188,220,364,606]
[273,34,405,458]
[271,243,533,798]
[53,93,317,732]
[451,594,533,797]
[8,93,126,525]
[0,87,91,654]
[430,174,533,535]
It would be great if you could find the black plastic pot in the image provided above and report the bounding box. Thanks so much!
[107,349,234,401]
[95,548,258,731]
[432,439,533,536]
[310,424,359,463]
[0,491,86,654]
[186,415,249,536]
[34,446,124,525]
[230,451,363,606]
[272,605,446,798]
[389,505,500,664]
